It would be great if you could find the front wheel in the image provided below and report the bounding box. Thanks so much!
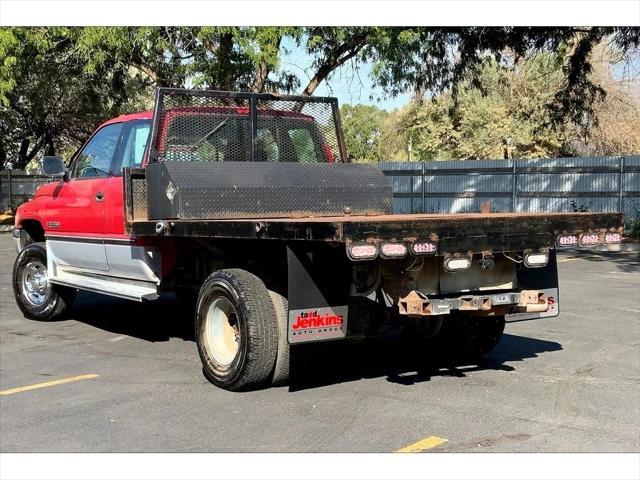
[12,243,76,321]
[195,269,278,391]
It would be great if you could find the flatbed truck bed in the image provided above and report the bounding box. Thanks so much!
[129,211,623,254]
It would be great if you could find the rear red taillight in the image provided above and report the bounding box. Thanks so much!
[323,143,335,163]
[556,234,578,247]
[604,232,622,244]
[579,232,601,247]
[411,240,437,255]
[347,243,377,261]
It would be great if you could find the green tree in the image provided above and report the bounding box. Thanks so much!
[399,44,639,160]
[398,53,577,160]
[0,27,149,169]
[340,104,387,162]
[2,27,638,168]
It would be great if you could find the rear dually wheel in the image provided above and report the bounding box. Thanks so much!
[195,269,279,391]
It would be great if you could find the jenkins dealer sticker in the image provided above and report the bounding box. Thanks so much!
[287,306,348,344]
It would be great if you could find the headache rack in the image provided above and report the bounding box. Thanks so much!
[145,88,348,164]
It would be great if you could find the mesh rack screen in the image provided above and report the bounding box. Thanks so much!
[150,89,345,164]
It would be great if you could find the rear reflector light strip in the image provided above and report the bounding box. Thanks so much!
[347,239,438,261]
[380,242,408,258]
[604,232,622,244]
[579,232,601,247]
[557,231,621,248]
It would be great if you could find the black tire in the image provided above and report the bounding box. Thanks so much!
[195,269,278,391]
[439,313,505,361]
[431,313,477,361]
[268,290,290,386]
[12,243,76,321]
[475,315,506,356]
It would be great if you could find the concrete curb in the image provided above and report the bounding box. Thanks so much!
[0,225,14,233]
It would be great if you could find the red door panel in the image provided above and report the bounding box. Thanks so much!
[103,176,126,236]
[45,178,108,236]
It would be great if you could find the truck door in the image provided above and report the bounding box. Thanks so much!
[104,119,151,235]
[45,122,125,271]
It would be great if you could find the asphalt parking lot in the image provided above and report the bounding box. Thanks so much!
[0,233,638,453]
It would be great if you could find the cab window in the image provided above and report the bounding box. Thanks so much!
[72,123,124,178]
[119,120,151,171]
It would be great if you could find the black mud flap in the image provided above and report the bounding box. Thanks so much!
[506,249,560,322]
[286,245,350,344]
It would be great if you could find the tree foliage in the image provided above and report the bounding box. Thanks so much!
[1,26,638,168]
[402,53,569,160]
[340,104,386,162]
[342,45,639,161]
[0,27,149,168]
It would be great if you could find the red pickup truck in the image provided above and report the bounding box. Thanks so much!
[12,88,624,391]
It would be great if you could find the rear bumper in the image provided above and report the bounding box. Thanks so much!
[397,289,548,317]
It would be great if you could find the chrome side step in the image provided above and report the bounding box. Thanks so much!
[49,269,159,302]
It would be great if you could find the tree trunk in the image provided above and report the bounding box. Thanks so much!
[44,129,55,156]
[16,136,45,170]
[218,32,235,91]
[130,60,166,87]
[251,37,282,93]
[17,139,30,170]
[301,41,366,97]
[0,140,7,168]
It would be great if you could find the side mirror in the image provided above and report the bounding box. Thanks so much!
[42,156,66,179]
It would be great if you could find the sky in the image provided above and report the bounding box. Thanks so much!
[280,37,411,111]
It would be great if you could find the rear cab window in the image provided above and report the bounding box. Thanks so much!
[160,112,333,163]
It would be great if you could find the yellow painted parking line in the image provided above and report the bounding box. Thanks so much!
[0,374,99,396]
[396,435,448,453]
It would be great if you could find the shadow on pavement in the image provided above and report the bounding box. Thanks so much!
[71,292,196,343]
[70,292,562,391]
[288,333,562,391]
[560,250,639,273]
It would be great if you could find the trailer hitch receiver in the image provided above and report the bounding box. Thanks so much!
[398,291,433,316]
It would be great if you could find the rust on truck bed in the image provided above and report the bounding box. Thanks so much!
[129,211,623,255]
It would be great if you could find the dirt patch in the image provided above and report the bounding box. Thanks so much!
[0,213,15,225]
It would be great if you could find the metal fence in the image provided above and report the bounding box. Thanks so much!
[0,171,50,211]
[379,156,640,225]
[2,155,640,225]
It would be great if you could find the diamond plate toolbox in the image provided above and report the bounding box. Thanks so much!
[145,161,393,220]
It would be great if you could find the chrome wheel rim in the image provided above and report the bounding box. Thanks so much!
[204,297,240,366]
[21,260,51,306]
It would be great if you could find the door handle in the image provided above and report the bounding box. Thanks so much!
[95,192,105,202]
